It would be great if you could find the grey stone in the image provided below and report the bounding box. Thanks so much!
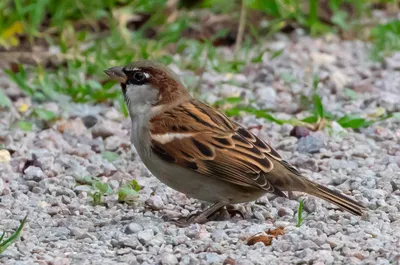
[278,207,294,217]
[116,248,132,255]
[160,253,179,265]
[52,227,71,238]
[92,119,122,139]
[24,166,45,181]
[125,223,144,234]
[81,115,98,128]
[105,136,122,151]
[256,86,276,107]
[116,236,140,249]
[297,239,319,250]
[32,186,42,193]
[137,229,155,245]
[109,179,120,189]
[145,195,164,210]
[0,178,4,195]
[297,132,325,154]
[74,185,92,193]
[254,211,265,221]
[198,252,221,264]
[384,52,400,70]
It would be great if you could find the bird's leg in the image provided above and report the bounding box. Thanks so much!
[207,205,246,221]
[225,204,246,219]
[172,201,226,227]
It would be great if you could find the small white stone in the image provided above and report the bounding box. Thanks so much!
[0,149,11,162]
[0,178,4,196]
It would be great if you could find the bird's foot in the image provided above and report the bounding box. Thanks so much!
[170,212,209,227]
[170,205,245,227]
[225,205,246,219]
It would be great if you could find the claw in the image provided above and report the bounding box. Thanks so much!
[226,205,245,219]
[168,202,245,226]
[170,211,208,227]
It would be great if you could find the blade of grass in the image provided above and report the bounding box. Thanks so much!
[312,94,324,119]
[296,199,304,227]
[0,214,28,254]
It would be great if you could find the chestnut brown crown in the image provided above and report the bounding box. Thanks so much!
[105,60,190,105]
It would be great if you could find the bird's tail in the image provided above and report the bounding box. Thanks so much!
[309,184,365,216]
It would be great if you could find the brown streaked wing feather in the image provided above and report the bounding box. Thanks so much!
[149,100,287,196]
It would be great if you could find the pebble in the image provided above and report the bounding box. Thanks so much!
[297,132,326,153]
[160,253,179,265]
[56,118,87,136]
[104,136,122,151]
[0,178,4,195]
[0,149,11,162]
[81,115,98,128]
[256,86,276,107]
[137,229,155,246]
[91,119,122,139]
[145,195,164,210]
[23,166,45,181]
[125,223,144,234]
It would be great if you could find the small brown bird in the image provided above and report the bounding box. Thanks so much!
[105,60,365,225]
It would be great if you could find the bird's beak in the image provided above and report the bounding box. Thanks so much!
[104,66,127,83]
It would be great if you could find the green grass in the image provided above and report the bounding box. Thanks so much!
[296,199,305,227]
[371,20,400,61]
[219,90,400,131]
[0,215,28,254]
[75,176,141,205]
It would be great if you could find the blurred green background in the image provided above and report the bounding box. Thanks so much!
[0,0,399,118]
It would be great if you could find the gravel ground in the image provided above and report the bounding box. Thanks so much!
[1,34,400,265]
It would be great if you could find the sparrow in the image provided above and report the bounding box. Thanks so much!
[105,60,365,225]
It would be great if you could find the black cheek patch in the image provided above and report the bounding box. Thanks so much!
[121,83,127,94]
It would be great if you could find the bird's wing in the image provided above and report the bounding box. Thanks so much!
[149,99,300,197]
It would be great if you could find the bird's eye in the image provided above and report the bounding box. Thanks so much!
[133,72,145,82]
[126,70,148,85]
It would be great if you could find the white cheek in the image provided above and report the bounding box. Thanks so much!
[125,84,158,115]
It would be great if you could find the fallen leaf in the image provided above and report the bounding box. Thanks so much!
[247,234,273,246]
[0,150,11,162]
[246,227,285,246]
[267,227,285,237]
